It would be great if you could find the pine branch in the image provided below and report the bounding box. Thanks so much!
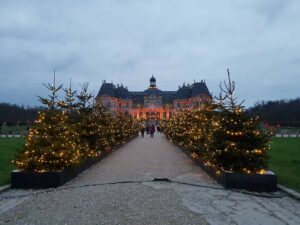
[38,70,63,109]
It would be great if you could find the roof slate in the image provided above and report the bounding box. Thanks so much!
[191,82,210,97]
[176,86,192,99]
[97,81,210,103]
[97,83,115,97]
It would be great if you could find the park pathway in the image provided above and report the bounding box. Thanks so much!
[0,133,299,225]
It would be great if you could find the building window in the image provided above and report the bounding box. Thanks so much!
[126,103,129,108]
[163,112,167,118]
[177,103,180,108]
[119,103,122,108]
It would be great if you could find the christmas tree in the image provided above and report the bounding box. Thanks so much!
[13,71,81,172]
[164,69,272,174]
[208,69,272,174]
[93,103,116,151]
[73,83,100,158]
[59,77,78,111]
[164,102,218,161]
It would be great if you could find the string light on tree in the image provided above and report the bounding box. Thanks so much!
[164,69,272,175]
[13,71,138,172]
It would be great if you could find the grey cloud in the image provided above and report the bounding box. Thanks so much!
[0,0,299,107]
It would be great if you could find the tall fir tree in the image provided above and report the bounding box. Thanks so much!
[60,77,77,111]
[209,69,272,173]
[77,82,93,110]
[14,71,81,172]
[74,83,100,158]
[93,103,116,151]
[38,70,62,110]
[164,102,218,163]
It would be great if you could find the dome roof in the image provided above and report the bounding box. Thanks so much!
[150,75,156,82]
[144,88,162,95]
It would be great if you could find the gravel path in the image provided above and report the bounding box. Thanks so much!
[0,133,299,225]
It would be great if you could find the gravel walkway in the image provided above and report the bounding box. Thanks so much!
[0,133,299,225]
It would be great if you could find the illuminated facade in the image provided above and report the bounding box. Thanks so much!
[96,76,211,120]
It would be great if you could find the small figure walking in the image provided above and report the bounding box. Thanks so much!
[157,125,161,133]
[150,124,155,138]
[140,124,145,137]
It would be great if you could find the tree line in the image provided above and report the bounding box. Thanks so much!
[0,103,42,125]
[248,98,300,127]
[1,97,300,128]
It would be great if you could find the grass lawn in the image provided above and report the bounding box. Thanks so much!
[277,127,300,132]
[0,136,299,193]
[0,138,24,185]
[269,137,300,192]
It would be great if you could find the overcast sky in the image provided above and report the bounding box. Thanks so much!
[0,0,299,107]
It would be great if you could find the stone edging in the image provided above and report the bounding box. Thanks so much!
[165,136,277,192]
[10,134,138,189]
[277,184,300,200]
[0,185,10,194]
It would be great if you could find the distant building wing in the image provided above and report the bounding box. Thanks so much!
[191,82,211,97]
[97,83,115,97]
[176,86,192,99]
[96,77,211,118]
[115,86,129,99]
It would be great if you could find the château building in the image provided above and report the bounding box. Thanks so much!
[96,76,211,120]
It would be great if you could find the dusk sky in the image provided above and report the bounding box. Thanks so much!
[0,0,299,107]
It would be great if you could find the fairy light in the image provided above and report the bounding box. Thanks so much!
[164,99,272,175]
[13,102,138,172]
